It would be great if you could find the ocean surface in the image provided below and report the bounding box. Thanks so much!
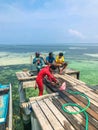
[0,44,98,66]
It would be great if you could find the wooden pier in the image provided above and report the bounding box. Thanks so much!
[16,69,98,130]
[16,68,80,89]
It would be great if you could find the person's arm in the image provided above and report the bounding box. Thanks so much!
[33,57,36,64]
[46,57,50,65]
[46,71,57,82]
[53,57,56,64]
[40,57,46,65]
[55,56,58,63]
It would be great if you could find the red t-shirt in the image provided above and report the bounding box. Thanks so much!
[36,66,56,83]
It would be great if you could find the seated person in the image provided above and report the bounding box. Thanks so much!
[33,52,45,72]
[55,52,68,74]
[46,52,55,65]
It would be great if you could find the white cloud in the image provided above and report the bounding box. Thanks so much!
[68,29,85,39]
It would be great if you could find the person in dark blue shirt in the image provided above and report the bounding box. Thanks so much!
[46,52,55,65]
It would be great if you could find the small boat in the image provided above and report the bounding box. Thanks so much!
[0,84,12,130]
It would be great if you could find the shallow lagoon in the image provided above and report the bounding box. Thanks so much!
[0,44,98,129]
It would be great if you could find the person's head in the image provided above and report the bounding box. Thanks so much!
[49,65,57,72]
[49,52,53,57]
[35,52,40,57]
[59,52,63,58]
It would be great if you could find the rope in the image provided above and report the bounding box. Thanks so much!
[62,90,90,130]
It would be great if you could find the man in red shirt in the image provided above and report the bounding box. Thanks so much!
[36,65,58,96]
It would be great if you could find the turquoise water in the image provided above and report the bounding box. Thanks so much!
[0,44,98,61]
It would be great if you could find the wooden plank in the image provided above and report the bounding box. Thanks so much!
[75,83,98,98]
[22,93,58,108]
[16,72,36,81]
[23,81,35,88]
[63,91,98,121]
[56,73,85,85]
[32,102,53,130]
[29,93,58,102]
[67,87,98,113]
[66,68,79,73]
[44,74,98,130]
[57,89,98,129]
[70,85,98,106]
[16,72,22,79]
[22,72,28,78]
[16,72,23,80]
[56,74,98,105]
[37,100,65,130]
[62,93,98,129]
[63,75,98,100]
[61,74,98,100]
[52,97,84,130]
[54,96,97,130]
[74,86,98,103]
[8,84,12,130]
[69,104,96,130]
[26,71,31,77]
[16,68,79,81]
[67,74,77,79]
[56,98,84,129]
[64,105,96,130]
[44,81,98,129]
[55,73,83,85]
[4,84,13,130]
[65,69,80,79]
[64,73,84,84]
[95,90,98,94]
[44,98,75,130]
[58,78,98,108]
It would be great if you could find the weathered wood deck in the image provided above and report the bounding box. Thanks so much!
[43,74,98,130]
[21,73,98,130]
[16,68,80,88]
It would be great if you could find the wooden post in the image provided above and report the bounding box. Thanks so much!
[31,112,41,130]
[20,102,32,130]
[8,84,13,130]
[30,55,33,70]
[22,112,31,130]
[29,93,58,102]
[18,82,26,104]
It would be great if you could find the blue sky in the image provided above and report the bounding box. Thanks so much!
[0,0,98,45]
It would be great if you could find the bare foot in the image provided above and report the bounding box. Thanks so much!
[59,69,63,74]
